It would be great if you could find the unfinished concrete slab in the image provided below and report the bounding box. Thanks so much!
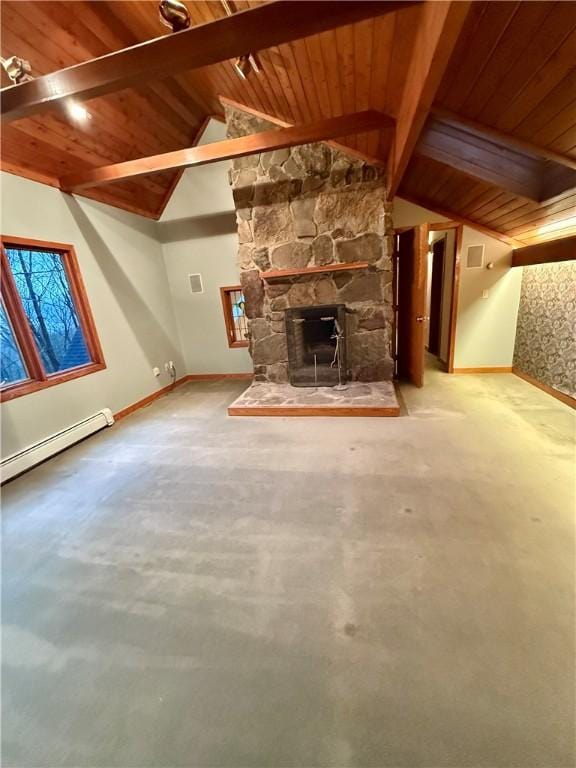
[228,380,400,416]
[2,370,574,767]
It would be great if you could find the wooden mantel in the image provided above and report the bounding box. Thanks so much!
[261,262,369,281]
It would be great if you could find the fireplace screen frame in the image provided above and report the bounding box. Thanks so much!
[285,304,348,387]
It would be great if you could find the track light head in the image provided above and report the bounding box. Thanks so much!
[1,55,32,85]
[234,54,251,80]
[158,0,191,33]
[234,53,260,80]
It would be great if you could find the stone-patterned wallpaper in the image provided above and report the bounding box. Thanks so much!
[225,106,394,383]
[513,260,576,397]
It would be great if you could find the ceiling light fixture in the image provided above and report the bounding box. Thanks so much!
[222,0,261,80]
[158,0,190,33]
[66,100,91,123]
[234,55,251,81]
[1,55,33,85]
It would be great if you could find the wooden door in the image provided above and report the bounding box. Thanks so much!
[428,237,445,356]
[395,226,427,387]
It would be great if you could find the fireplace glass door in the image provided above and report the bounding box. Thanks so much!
[285,304,347,387]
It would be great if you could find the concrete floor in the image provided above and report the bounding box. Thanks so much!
[2,368,575,767]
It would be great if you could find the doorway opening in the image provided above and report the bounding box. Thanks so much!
[394,222,461,387]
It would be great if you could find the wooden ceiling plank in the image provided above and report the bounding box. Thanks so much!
[431,107,576,171]
[387,1,472,197]
[438,1,521,114]
[319,30,345,118]
[478,3,575,126]
[382,4,422,117]
[369,15,395,114]
[291,39,323,122]
[503,194,576,235]
[434,1,487,106]
[496,28,576,135]
[302,37,332,125]
[512,235,576,267]
[59,109,394,192]
[4,120,170,196]
[3,2,201,147]
[353,20,374,156]
[2,1,419,123]
[460,1,555,119]
[525,87,576,154]
[397,191,520,245]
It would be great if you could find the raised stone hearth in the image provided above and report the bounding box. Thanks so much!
[228,381,400,417]
[226,106,394,385]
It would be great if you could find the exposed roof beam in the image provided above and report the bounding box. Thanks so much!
[219,96,391,168]
[397,192,521,246]
[387,1,472,197]
[431,107,576,172]
[416,116,576,203]
[1,0,419,123]
[59,110,394,192]
[512,235,576,267]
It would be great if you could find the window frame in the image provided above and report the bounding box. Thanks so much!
[220,285,249,349]
[1,235,105,402]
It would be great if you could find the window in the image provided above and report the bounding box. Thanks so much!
[1,236,105,401]
[220,285,249,348]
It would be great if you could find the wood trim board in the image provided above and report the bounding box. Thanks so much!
[453,367,513,373]
[513,368,575,409]
[227,404,400,417]
[261,262,369,280]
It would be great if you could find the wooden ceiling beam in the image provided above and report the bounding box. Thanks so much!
[512,235,576,267]
[1,0,419,124]
[59,110,394,192]
[431,107,576,172]
[416,116,576,203]
[387,1,472,198]
[219,96,391,168]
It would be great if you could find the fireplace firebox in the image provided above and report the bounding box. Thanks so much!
[285,304,348,387]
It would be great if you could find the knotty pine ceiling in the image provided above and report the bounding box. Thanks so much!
[1,0,575,243]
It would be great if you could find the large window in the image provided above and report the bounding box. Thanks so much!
[1,236,105,401]
[220,285,249,348]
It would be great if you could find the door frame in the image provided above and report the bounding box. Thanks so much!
[426,221,462,374]
[393,221,462,376]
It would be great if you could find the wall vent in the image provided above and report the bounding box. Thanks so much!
[466,244,485,268]
[188,273,204,294]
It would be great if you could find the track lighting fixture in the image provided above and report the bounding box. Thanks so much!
[1,55,33,85]
[222,0,261,80]
[234,53,260,80]
[158,0,191,33]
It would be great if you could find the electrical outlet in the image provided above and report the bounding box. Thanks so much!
[482,289,489,299]
[153,367,160,377]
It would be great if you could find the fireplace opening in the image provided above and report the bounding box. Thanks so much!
[285,304,348,387]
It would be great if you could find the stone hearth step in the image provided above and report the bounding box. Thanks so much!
[228,381,400,417]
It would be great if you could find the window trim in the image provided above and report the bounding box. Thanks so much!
[1,235,105,402]
[220,285,249,348]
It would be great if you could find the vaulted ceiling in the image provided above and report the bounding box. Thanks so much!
[1,0,575,244]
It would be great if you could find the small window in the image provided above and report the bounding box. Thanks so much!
[220,285,249,348]
[1,236,105,401]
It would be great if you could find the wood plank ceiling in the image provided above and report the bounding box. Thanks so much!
[0,0,422,218]
[1,0,575,243]
[400,0,576,244]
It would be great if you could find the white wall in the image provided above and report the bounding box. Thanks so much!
[393,198,522,369]
[0,172,184,458]
[159,120,252,375]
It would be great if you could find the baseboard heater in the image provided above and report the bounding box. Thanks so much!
[1,409,114,482]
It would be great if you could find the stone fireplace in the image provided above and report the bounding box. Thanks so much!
[226,106,394,385]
